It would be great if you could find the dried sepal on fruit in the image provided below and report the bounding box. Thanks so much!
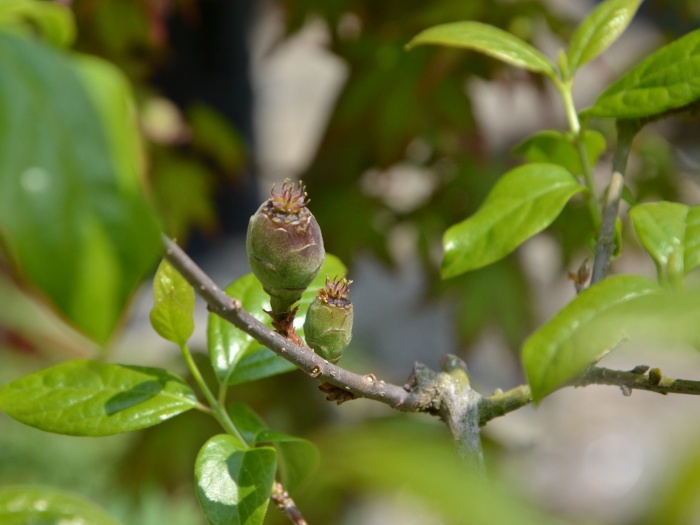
[303,276,353,363]
[246,179,325,319]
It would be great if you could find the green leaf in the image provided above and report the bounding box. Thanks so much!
[512,130,607,174]
[208,255,346,385]
[150,258,195,346]
[630,202,700,278]
[227,402,268,444]
[228,402,320,491]
[0,33,160,344]
[0,485,121,525]
[195,434,276,525]
[72,53,146,197]
[254,430,320,492]
[0,0,75,48]
[566,0,641,75]
[0,360,198,436]
[406,21,556,78]
[522,275,661,402]
[583,28,700,119]
[225,348,297,387]
[442,163,583,278]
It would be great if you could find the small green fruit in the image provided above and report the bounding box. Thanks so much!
[247,180,325,318]
[304,276,353,363]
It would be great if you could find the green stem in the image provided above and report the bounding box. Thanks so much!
[556,79,602,227]
[218,383,229,407]
[180,344,248,445]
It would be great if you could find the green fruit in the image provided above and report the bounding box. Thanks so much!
[247,180,325,318]
[304,277,353,363]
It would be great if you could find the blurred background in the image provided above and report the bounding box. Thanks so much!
[2,0,700,523]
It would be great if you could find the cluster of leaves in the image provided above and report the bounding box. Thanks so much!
[0,251,351,523]
[407,0,700,401]
[288,0,699,352]
[284,0,581,350]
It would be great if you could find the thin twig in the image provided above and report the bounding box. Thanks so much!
[271,482,308,525]
[479,366,700,426]
[590,119,641,284]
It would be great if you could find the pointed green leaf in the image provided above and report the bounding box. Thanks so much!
[522,275,661,402]
[228,402,320,491]
[442,163,583,278]
[0,485,121,525]
[0,33,160,344]
[195,434,276,525]
[208,255,346,385]
[254,430,320,492]
[583,28,700,119]
[567,0,641,75]
[406,21,556,78]
[512,130,607,174]
[630,202,700,277]
[150,258,195,346]
[0,360,198,436]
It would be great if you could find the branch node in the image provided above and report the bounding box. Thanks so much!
[649,368,663,385]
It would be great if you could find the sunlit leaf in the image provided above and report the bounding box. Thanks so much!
[0,360,198,436]
[522,275,662,402]
[583,28,700,119]
[407,21,556,78]
[0,485,120,525]
[442,163,583,278]
[149,258,195,346]
[208,255,346,385]
[566,0,641,75]
[630,202,700,278]
[195,434,276,525]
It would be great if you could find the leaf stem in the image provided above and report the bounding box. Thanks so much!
[179,343,248,445]
[218,383,229,407]
[555,79,602,227]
